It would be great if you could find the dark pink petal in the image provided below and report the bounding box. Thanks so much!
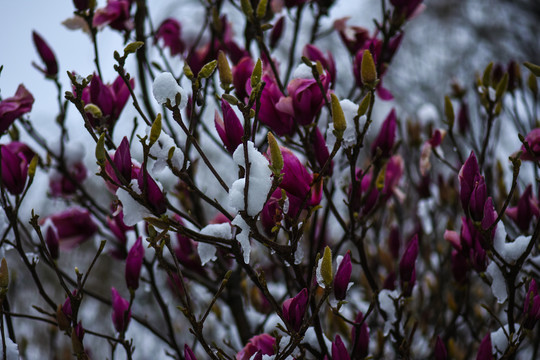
[0,84,34,133]
[32,31,58,77]
[125,236,144,290]
[476,334,492,360]
[334,251,352,301]
[114,137,132,183]
[111,287,131,333]
[351,311,369,359]
[371,109,397,158]
[332,335,350,360]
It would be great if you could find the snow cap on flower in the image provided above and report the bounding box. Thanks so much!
[282,288,309,332]
[152,72,187,108]
[32,31,58,77]
[236,334,275,360]
[371,109,397,158]
[0,84,34,134]
[351,311,369,359]
[332,334,350,360]
[125,236,144,290]
[215,99,243,154]
[155,18,185,57]
[334,251,352,300]
[399,234,419,296]
[111,287,131,333]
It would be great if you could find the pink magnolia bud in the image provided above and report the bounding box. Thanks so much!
[476,334,492,360]
[1,145,29,195]
[215,99,244,154]
[32,31,58,77]
[351,312,369,359]
[279,147,313,200]
[74,321,85,341]
[111,287,131,333]
[113,137,133,184]
[270,16,285,49]
[0,84,34,134]
[459,152,487,221]
[236,334,275,360]
[334,251,352,301]
[371,109,397,158]
[399,234,419,296]
[282,288,308,332]
[523,279,540,329]
[521,128,540,161]
[155,18,185,57]
[506,185,540,232]
[435,336,447,360]
[137,168,167,214]
[125,237,144,290]
[332,334,350,360]
[49,161,87,197]
[47,208,98,250]
[185,344,198,360]
[93,0,134,32]
[233,57,255,101]
[45,226,60,260]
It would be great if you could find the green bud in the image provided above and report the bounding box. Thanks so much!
[496,73,508,100]
[150,113,162,146]
[267,132,283,174]
[376,163,387,191]
[331,93,347,137]
[361,50,377,86]
[256,0,268,19]
[482,62,493,87]
[222,94,239,106]
[357,92,371,116]
[84,104,102,118]
[0,258,9,289]
[320,246,333,287]
[217,51,233,88]
[198,60,217,79]
[444,96,454,128]
[124,41,144,55]
[95,133,106,165]
[260,23,273,31]
[251,58,262,88]
[524,62,540,77]
[528,73,538,95]
[241,0,253,17]
[183,63,194,80]
[28,155,39,179]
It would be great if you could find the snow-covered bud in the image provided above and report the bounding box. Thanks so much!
[32,31,58,77]
[371,109,397,158]
[125,236,144,290]
[282,288,308,332]
[152,72,187,109]
[111,287,131,333]
[334,251,352,300]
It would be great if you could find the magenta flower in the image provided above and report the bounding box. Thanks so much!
[1,144,29,195]
[46,208,98,250]
[435,336,447,360]
[371,109,397,158]
[93,0,134,32]
[332,335,350,360]
[185,345,198,360]
[137,168,167,214]
[279,147,313,200]
[476,334,492,360]
[521,128,540,161]
[111,287,131,333]
[232,57,255,101]
[258,75,295,136]
[32,31,58,78]
[270,16,285,49]
[81,74,133,128]
[45,225,60,260]
[0,84,34,134]
[459,152,487,221]
[334,251,352,301]
[49,161,87,197]
[303,44,336,84]
[114,137,133,184]
[125,236,144,290]
[506,185,539,232]
[334,18,371,55]
[445,215,490,274]
[282,288,309,332]
[276,73,330,126]
[236,334,275,360]
[155,18,185,57]
[215,99,244,154]
[399,234,419,296]
[351,311,369,359]
[523,279,540,329]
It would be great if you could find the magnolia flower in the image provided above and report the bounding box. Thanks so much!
[232,57,254,101]
[334,251,352,301]
[258,75,295,136]
[459,152,487,221]
[46,208,98,250]
[1,144,30,195]
[0,84,34,134]
[351,312,369,359]
[155,18,185,56]
[399,234,419,296]
[32,31,58,77]
[282,288,308,332]
[93,0,134,32]
[521,128,540,161]
[215,99,243,154]
[506,185,539,232]
[111,287,131,333]
[371,109,397,158]
[125,237,144,290]
[236,334,275,360]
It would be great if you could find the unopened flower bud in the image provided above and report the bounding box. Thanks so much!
[125,237,144,290]
[0,258,9,289]
[331,93,347,138]
[218,51,233,88]
[334,251,352,300]
[360,49,377,86]
[267,132,283,174]
[320,246,333,287]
